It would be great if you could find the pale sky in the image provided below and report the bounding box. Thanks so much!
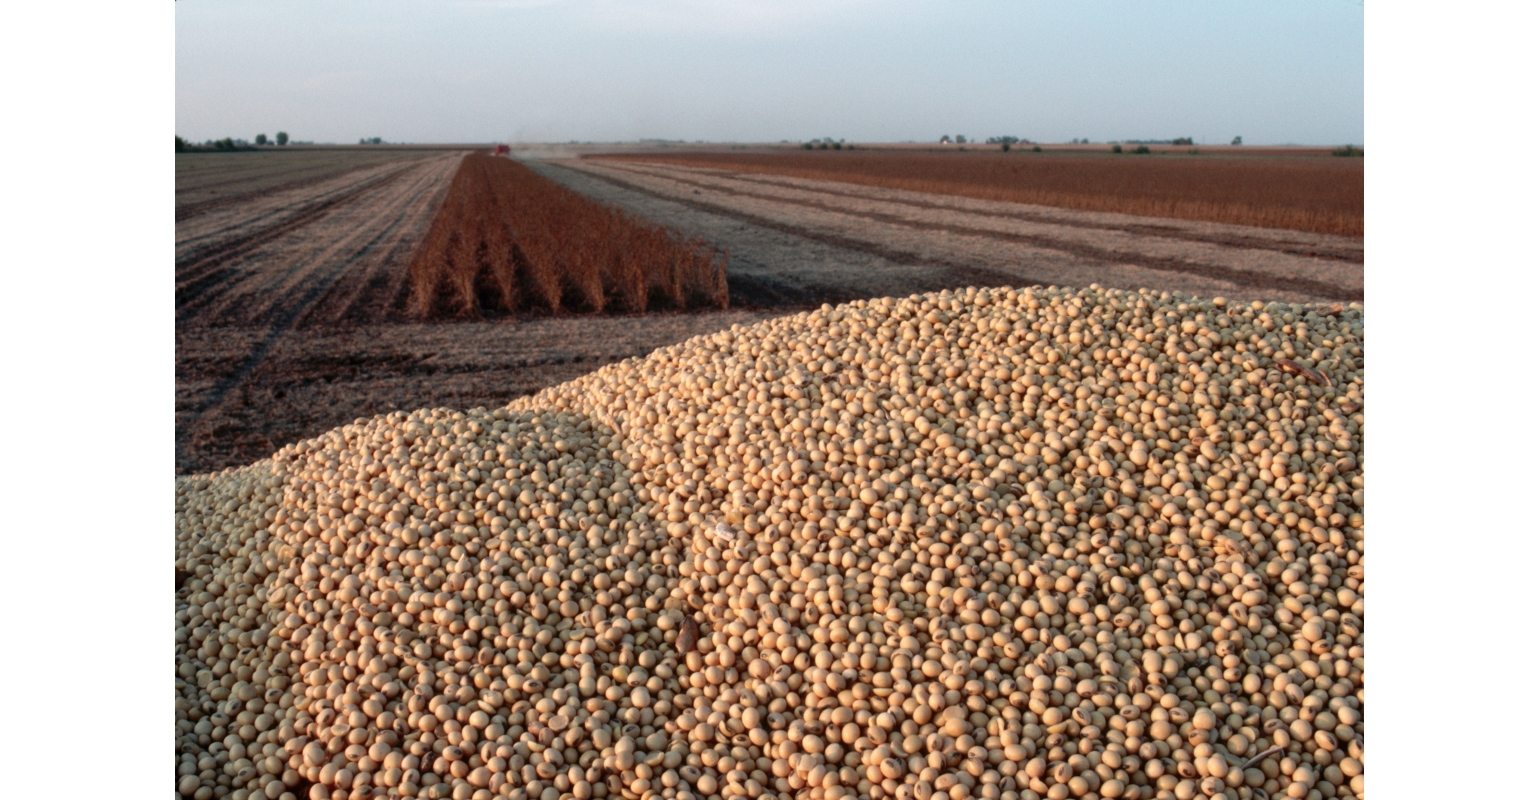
[176,0,1363,146]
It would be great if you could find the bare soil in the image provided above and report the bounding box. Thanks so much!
[176,149,439,222]
[536,159,1362,305]
[594,150,1364,235]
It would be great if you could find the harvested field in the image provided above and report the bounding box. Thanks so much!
[176,149,747,475]
[591,152,1363,237]
[532,159,1361,308]
[176,311,780,474]
[177,150,441,222]
[176,152,463,328]
[407,155,728,318]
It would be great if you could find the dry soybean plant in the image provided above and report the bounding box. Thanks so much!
[175,284,1365,800]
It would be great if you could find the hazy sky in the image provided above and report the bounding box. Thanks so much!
[176,0,1363,145]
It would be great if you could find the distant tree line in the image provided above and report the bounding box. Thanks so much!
[936,134,1053,152]
[176,136,254,152]
[801,138,850,150]
[985,135,1038,151]
[1064,137,1202,146]
[176,131,291,152]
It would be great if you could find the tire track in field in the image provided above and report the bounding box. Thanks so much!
[175,160,414,222]
[295,160,458,326]
[595,161,1361,301]
[181,154,458,330]
[174,165,417,319]
[175,159,429,261]
[238,158,456,328]
[176,153,414,197]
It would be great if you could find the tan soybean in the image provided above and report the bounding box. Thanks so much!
[176,284,1364,800]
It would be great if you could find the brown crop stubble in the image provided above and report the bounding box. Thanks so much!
[596,150,1364,236]
[407,154,728,318]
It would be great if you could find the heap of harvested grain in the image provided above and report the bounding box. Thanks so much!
[176,284,1364,800]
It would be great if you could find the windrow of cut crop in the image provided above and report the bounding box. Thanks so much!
[593,151,1364,237]
[407,155,729,319]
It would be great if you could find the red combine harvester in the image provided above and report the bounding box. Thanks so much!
[493,144,510,156]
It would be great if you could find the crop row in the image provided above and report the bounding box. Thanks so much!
[596,151,1363,237]
[408,155,728,318]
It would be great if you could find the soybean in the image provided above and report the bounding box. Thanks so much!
[175,285,1366,800]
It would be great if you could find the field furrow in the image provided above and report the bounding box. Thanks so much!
[595,149,1364,235]
[597,161,1360,299]
[724,172,1365,263]
[176,162,402,222]
[547,159,1363,304]
[173,169,411,320]
[175,154,460,328]
[174,148,433,213]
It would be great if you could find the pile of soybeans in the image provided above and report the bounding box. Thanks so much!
[176,285,1364,800]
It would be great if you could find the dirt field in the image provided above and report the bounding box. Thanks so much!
[176,149,440,222]
[177,147,1363,476]
[176,151,472,328]
[533,158,1362,305]
[592,150,1364,235]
